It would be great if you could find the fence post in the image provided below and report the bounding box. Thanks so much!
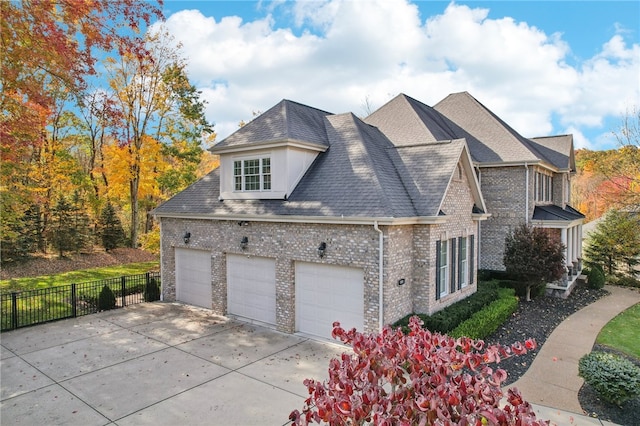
[11,292,18,330]
[121,276,126,307]
[71,284,77,318]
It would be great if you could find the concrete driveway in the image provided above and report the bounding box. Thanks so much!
[0,303,347,425]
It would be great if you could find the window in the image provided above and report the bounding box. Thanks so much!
[458,237,467,288]
[436,240,449,299]
[233,157,271,192]
[535,172,552,202]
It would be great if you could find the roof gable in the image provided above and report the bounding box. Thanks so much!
[211,99,332,152]
[434,92,541,164]
[529,134,575,171]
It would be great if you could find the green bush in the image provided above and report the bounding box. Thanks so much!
[586,266,606,289]
[578,351,640,406]
[450,288,518,339]
[394,281,500,334]
[608,274,640,288]
[498,279,545,299]
[144,278,161,301]
[98,285,116,311]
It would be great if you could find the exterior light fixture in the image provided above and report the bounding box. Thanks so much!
[240,236,249,250]
[317,242,327,258]
[183,232,191,244]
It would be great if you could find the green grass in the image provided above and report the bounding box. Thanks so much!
[596,303,640,359]
[0,261,159,292]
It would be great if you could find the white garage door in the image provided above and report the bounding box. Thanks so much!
[175,248,212,309]
[227,255,276,325]
[296,262,364,340]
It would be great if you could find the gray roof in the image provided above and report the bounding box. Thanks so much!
[433,92,544,164]
[532,205,585,221]
[528,135,575,171]
[154,103,469,219]
[211,99,332,150]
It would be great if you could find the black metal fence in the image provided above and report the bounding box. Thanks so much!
[1,272,160,332]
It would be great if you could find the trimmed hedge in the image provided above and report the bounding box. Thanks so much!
[578,351,640,405]
[394,281,500,334]
[450,287,518,339]
[586,266,606,289]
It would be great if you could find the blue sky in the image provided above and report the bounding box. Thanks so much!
[157,1,639,150]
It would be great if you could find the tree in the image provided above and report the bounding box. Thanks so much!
[99,201,125,251]
[49,196,75,257]
[290,318,543,425]
[583,209,640,276]
[503,224,565,301]
[105,29,213,247]
[610,107,640,207]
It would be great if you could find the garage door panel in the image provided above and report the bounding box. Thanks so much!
[175,248,212,309]
[227,255,276,325]
[296,263,364,339]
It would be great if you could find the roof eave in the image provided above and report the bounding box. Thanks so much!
[210,138,328,154]
[154,212,449,226]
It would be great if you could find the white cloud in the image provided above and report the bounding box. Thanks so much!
[158,1,640,150]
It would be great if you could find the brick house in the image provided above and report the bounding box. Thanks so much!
[153,99,489,338]
[368,92,584,294]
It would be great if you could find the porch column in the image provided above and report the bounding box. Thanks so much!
[578,224,583,270]
[571,225,578,275]
[561,228,569,284]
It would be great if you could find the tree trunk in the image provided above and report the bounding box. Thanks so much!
[525,285,532,302]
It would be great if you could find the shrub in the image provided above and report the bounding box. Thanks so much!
[290,317,542,425]
[144,278,161,301]
[608,274,640,288]
[586,266,606,289]
[98,285,116,311]
[578,351,640,406]
[394,281,499,334]
[450,287,519,339]
[499,279,545,299]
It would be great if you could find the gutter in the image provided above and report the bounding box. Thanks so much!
[525,162,530,224]
[374,221,384,331]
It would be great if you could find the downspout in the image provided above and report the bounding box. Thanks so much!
[524,163,530,224]
[374,221,384,331]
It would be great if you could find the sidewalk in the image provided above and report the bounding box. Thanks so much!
[506,285,640,425]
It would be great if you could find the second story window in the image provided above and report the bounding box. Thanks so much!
[234,157,271,192]
[535,172,552,203]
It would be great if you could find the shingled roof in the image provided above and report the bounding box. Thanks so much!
[153,101,475,220]
[211,99,332,151]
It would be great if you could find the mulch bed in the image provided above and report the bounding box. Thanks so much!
[0,248,158,281]
[485,283,639,425]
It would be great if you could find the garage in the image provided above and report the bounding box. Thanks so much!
[295,262,364,340]
[175,248,212,309]
[227,254,276,325]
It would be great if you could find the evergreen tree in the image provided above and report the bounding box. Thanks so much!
[49,196,75,257]
[71,190,92,253]
[584,209,640,275]
[99,201,125,251]
[503,224,566,301]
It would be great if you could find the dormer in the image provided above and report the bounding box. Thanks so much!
[210,100,332,200]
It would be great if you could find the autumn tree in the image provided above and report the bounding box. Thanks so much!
[503,224,566,301]
[584,208,640,276]
[105,29,213,247]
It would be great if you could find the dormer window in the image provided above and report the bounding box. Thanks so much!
[234,158,271,191]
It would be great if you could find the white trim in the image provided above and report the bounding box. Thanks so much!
[211,138,328,154]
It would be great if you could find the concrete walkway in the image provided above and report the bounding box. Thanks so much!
[508,285,640,425]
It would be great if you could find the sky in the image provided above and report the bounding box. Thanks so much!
[155,0,640,150]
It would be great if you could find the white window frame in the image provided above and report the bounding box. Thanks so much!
[439,240,449,298]
[233,157,271,192]
[535,172,552,203]
[459,237,468,288]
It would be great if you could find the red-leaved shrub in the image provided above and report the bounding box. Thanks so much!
[290,316,547,425]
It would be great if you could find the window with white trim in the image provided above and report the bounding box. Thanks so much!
[437,240,449,298]
[459,237,468,287]
[535,172,552,202]
[234,158,271,192]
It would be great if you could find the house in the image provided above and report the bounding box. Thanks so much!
[367,92,584,293]
[152,99,489,338]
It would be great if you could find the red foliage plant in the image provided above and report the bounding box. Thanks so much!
[290,317,547,426]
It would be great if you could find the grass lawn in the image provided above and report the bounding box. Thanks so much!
[596,302,640,359]
[0,261,159,292]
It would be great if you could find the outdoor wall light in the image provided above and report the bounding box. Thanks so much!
[240,236,249,250]
[183,232,191,244]
[317,242,327,258]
